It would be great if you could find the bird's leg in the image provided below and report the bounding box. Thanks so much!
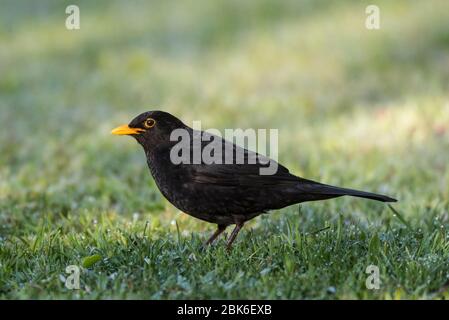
[204,224,227,246]
[226,222,244,251]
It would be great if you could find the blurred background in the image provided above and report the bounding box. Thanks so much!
[1,0,449,299]
[1,0,449,265]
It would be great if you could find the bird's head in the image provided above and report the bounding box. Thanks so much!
[111,110,186,147]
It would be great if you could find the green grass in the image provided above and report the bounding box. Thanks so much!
[1,0,449,299]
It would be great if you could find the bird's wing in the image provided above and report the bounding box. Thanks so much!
[181,132,397,204]
[188,140,301,187]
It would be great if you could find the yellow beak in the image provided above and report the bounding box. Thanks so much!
[111,124,145,135]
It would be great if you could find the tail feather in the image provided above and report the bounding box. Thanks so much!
[298,179,397,203]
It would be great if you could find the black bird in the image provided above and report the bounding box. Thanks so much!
[112,111,396,249]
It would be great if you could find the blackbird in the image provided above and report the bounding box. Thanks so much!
[112,111,396,249]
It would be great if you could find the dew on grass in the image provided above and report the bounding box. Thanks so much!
[109,272,118,280]
[188,253,197,261]
[327,286,336,294]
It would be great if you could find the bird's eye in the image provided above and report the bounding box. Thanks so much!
[143,118,156,129]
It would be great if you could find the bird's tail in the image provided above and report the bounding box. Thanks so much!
[298,179,397,203]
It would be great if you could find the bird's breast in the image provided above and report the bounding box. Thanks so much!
[145,152,196,211]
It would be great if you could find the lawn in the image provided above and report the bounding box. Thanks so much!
[1,0,449,299]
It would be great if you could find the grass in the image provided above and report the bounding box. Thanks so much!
[1,0,449,299]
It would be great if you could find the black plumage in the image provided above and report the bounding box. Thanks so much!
[112,111,396,249]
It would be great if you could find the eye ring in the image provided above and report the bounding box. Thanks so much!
[143,118,156,129]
